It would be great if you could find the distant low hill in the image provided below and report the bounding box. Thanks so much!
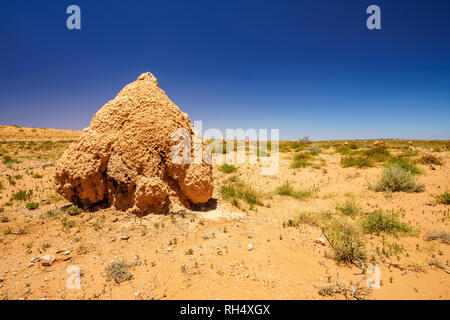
[0,125,81,141]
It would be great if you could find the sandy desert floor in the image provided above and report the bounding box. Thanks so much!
[0,126,449,300]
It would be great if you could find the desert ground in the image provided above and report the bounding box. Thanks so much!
[0,126,449,300]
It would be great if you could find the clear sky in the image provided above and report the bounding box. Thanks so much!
[0,0,449,140]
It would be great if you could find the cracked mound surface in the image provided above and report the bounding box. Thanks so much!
[55,72,213,214]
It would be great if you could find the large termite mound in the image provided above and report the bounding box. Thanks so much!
[55,72,213,214]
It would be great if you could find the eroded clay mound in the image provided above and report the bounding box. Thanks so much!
[55,72,213,214]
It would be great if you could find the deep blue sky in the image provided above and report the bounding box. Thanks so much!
[0,0,449,140]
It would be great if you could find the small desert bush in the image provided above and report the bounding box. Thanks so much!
[386,157,422,175]
[64,205,81,216]
[418,154,442,165]
[61,216,76,229]
[401,148,418,157]
[289,211,367,264]
[10,189,33,201]
[105,260,134,284]
[361,210,413,236]
[7,176,16,186]
[0,215,9,222]
[290,152,312,168]
[41,210,62,219]
[336,145,362,155]
[276,181,313,201]
[25,202,39,210]
[363,146,391,162]
[220,180,261,207]
[435,191,450,205]
[218,163,238,174]
[291,158,310,168]
[2,155,20,165]
[341,156,373,168]
[336,200,361,216]
[374,165,424,193]
[324,217,367,264]
[42,193,63,204]
[0,181,3,191]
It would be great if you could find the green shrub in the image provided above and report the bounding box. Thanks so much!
[364,146,391,162]
[220,180,261,207]
[25,202,39,210]
[65,205,81,216]
[291,158,310,168]
[361,210,413,235]
[324,218,367,264]
[105,260,133,284]
[341,156,373,168]
[435,191,450,205]
[418,154,442,165]
[276,181,313,200]
[61,217,76,229]
[387,157,422,175]
[10,190,33,201]
[375,165,424,193]
[2,155,20,165]
[336,200,361,216]
[218,163,238,174]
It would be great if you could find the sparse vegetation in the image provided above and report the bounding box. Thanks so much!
[418,154,442,165]
[105,260,134,284]
[336,200,361,216]
[290,152,313,168]
[25,202,39,210]
[435,191,450,205]
[341,156,373,168]
[65,205,81,216]
[324,217,367,264]
[218,163,238,173]
[220,179,261,208]
[61,216,76,229]
[276,181,313,201]
[361,210,413,236]
[386,157,422,175]
[10,189,33,201]
[374,165,425,193]
[2,155,20,165]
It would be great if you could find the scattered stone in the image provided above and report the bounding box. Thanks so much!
[120,235,130,240]
[315,238,326,246]
[247,243,253,251]
[40,254,55,267]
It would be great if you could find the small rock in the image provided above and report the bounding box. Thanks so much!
[167,247,172,252]
[315,238,326,246]
[247,243,253,251]
[120,235,130,240]
[40,254,55,267]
